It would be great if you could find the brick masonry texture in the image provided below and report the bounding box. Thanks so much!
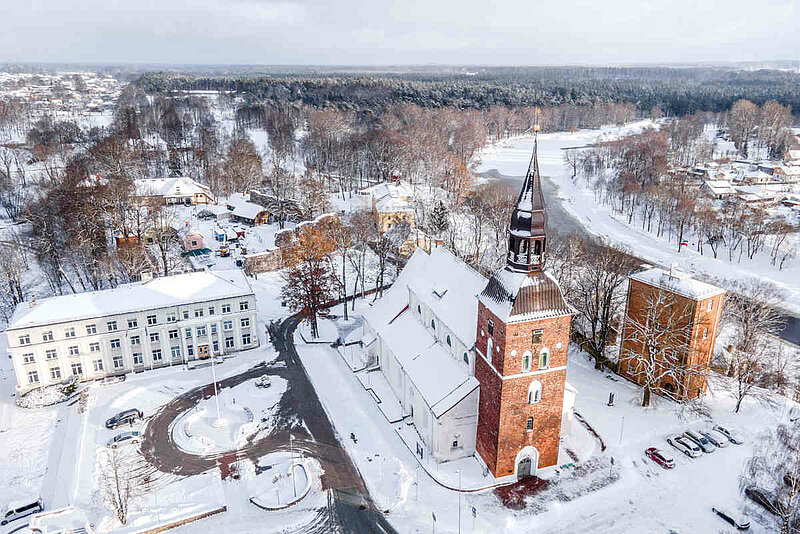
[475,300,572,477]
[618,279,724,400]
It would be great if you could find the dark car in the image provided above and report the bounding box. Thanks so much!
[645,447,675,469]
[105,408,143,429]
[744,486,785,516]
[712,506,750,530]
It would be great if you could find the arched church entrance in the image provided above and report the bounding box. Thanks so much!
[514,446,540,480]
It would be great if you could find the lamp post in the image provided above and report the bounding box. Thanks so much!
[456,469,462,534]
[210,353,222,425]
[289,434,297,498]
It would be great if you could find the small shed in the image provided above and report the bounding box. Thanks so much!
[184,230,204,252]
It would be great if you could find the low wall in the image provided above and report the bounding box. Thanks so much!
[244,249,283,275]
[133,506,227,534]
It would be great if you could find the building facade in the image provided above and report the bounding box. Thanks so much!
[6,270,258,394]
[618,267,725,400]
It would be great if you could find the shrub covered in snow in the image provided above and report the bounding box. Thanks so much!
[16,378,77,409]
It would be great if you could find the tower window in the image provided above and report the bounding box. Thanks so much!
[539,348,550,370]
[487,319,494,336]
[707,300,713,312]
[526,417,534,431]
[532,330,543,344]
[528,380,542,404]
[487,338,493,363]
[522,351,532,372]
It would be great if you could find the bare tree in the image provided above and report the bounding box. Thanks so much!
[722,337,787,413]
[742,423,800,534]
[146,205,183,276]
[620,288,696,407]
[728,99,759,158]
[98,447,149,526]
[563,148,580,180]
[724,278,785,355]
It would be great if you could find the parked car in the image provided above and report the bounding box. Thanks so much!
[684,430,717,453]
[713,424,744,445]
[701,429,729,448]
[711,506,750,530]
[667,435,702,458]
[105,409,143,429]
[1,495,43,525]
[108,431,142,449]
[744,486,785,516]
[645,447,675,469]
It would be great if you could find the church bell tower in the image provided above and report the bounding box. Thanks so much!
[474,124,573,480]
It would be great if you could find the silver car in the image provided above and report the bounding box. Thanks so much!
[701,429,729,448]
[667,435,702,458]
[684,430,716,453]
[108,431,142,449]
[713,424,744,445]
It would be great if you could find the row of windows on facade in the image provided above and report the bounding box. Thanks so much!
[17,302,251,346]
[20,319,252,362]
[416,303,473,368]
[26,334,253,384]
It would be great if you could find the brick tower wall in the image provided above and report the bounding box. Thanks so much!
[475,301,572,477]
[619,279,724,400]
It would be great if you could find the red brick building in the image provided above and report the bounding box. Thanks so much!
[618,267,725,401]
[475,136,573,479]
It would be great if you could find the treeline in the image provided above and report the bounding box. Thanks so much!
[135,66,800,116]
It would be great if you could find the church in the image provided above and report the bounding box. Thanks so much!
[362,137,575,481]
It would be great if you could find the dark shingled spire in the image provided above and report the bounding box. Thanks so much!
[506,134,547,272]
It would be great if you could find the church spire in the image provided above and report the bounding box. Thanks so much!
[507,117,547,273]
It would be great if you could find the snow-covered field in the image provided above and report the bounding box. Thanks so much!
[475,122,800,315]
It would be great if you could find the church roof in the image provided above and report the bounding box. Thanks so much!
[509,137,546,239]
[479,267,572,324]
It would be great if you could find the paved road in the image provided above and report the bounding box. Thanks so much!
[140,315,397,534]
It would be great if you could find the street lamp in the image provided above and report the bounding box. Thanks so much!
[456,469,462,534]
[289,434,297,499]
[210,353,222,426]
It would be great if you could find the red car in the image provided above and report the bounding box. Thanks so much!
[645,447,675,469]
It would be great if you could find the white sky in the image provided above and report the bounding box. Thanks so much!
[3,0,799,65]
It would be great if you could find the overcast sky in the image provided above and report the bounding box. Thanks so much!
[3,0,799,65]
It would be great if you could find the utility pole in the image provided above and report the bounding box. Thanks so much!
[211,354,221,425]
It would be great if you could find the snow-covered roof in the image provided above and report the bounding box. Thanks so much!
[7,270,253,331]
[362,181,413,201]
[135,177,213,200]
[362,247,484,417]
[376,195,413,213]
[228,194,267,221]
[702,179,736,194]
[479,268,572,323]
[787,149,800,161]
[629,267,725,301]
[28,506,93,534]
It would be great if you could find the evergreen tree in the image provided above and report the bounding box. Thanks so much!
[430,201,449,236]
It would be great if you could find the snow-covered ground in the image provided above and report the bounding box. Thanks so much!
[298,311,789,533]
[475,122,800,315]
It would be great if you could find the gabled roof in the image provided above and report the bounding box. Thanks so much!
[630,267,725,301]
[135,177,214,201]
[227,193,267,221]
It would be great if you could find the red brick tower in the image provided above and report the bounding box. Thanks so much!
[475,133,573,479]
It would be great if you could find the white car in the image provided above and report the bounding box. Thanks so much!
[713,424,744,445]
[667,435,702,458]
[108,431,141,449]
[684,430,716,453]
[701,429,729,448]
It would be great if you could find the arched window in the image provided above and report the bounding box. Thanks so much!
[539,348,550,370]
[487,338,494,363]
[463,353,469,365]
[522,350,532,372]
[417,304,421,314]
[527,380,542,404]
[446,335,452,347]
[526,417,534,430]
[430,319,436,330]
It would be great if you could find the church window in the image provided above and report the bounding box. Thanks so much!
[430,319,436,330]
[487,319,494,336]
[526,417,534,430]
[417,304,421,314]
[528,380,542,404]
[532,330,543,344]
[522,351,532,372]
[463,353,469,365]
[539,348,550,370]
[446,335,452,347]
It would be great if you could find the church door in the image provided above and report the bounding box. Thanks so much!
[517,457,532,479]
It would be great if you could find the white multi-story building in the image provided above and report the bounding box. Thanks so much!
[6,270,258,394]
